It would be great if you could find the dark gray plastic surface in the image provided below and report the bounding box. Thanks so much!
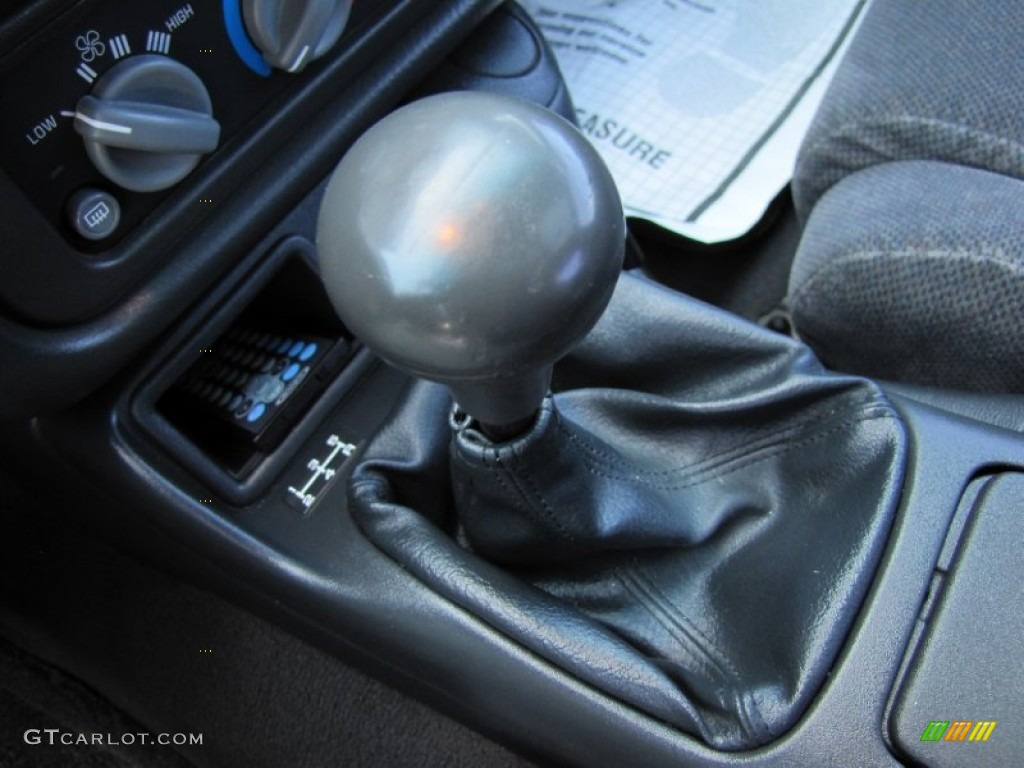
[891,472,1024,766]
[413,1,578,125]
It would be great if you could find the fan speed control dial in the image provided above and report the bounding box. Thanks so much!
[72,55,220,193]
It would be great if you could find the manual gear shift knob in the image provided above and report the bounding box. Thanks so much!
[317,91,624,434]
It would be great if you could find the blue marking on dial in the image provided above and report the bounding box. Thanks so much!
[223,0,271,77]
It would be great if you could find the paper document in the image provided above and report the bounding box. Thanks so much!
[520,0,867,243]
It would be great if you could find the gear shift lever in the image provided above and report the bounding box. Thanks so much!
[327,94,908,755]
[316,92,624,439]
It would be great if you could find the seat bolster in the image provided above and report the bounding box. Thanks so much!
[793,0,1024,221]
[788,160,1024,392]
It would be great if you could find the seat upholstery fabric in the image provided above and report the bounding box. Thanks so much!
[790,161,1024,392]
[788,0,1024,391]
[793,0,1024,221]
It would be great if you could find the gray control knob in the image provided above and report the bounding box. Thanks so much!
[73,55,220,193]
[243,0,352,73]
[317,92,624,434]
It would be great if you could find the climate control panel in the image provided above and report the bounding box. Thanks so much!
[0,0,368,248]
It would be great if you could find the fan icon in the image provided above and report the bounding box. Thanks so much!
[75,30,106,62]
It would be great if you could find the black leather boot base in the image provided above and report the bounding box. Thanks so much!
[349,273,906,750]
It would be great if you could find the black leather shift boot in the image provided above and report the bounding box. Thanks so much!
[349,272,906,750]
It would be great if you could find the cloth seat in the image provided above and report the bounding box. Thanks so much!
[788,0,1024,392]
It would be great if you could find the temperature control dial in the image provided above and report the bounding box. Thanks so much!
[242,0,352,73]
[73,55,220,193]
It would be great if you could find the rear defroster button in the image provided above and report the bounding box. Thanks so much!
[67,187,120,241]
